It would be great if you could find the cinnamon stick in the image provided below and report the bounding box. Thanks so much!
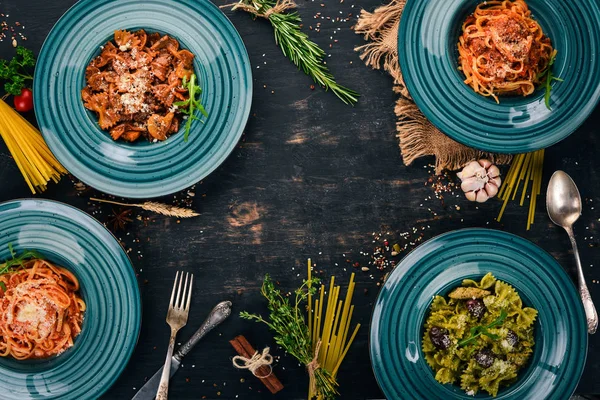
[230,335,284,394]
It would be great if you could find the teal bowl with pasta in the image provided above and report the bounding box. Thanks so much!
[370,229,587,399]
[0,199,141,400]
[34,0,252,198]
[398,0,600,153]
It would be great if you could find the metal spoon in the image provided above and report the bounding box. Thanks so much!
[546,170,597,334]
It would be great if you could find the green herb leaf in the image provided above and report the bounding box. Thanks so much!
[0,244,43,275]
[227,0,358,105]
[0,46,36,97]
[175,73,208,142]
[240,274,339,399]
[15,46,35,69]
[0,61,11,80]
[541,50,561,111]
[5,76,25,96]
[8,243,15,258]
[458,309,508,347]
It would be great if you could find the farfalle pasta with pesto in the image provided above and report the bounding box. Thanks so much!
[422,273,537,397]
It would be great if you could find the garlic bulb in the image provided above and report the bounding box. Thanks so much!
[457,159,501,203]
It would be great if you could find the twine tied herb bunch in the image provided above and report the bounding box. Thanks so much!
[221,0,359,105]
[240,274,339,399]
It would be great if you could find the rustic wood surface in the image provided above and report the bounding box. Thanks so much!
[0,0,599,399]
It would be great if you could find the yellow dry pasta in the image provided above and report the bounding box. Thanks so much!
[0,99,66,194]
[306,260,360,400]
[497,149,544,230]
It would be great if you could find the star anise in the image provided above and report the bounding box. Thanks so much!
[106,208,133,232]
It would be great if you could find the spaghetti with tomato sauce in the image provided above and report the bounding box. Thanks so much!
[0,259,85,359]
[457,0,555,102]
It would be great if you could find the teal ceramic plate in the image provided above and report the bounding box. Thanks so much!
[34,0,252,198]
[398,0,600,153]
[0,199,141,400]
[370,229,587,399]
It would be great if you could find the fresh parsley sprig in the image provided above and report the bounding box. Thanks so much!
[538,50,563,111]
[173,74,208,142]
[0,46,36,96]
[458,309,508,347]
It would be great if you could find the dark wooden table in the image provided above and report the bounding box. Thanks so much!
[1,0,599,399]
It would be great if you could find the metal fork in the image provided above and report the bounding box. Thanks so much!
[156,271,193,400]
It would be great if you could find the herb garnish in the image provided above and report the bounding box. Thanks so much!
[241,274,340,399]
[173,74,208,142]
[0,244,42,290]
[458,309,508,347]
[0,46,35,96]
[538,50,563,111]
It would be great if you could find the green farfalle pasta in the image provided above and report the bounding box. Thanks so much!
[422,273,538,397]
[463,273,497,289]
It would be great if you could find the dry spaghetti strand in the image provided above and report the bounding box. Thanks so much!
[457,0,555,103]
[307,259,360,400]
[496,149,544,230]
[0,99,66,194]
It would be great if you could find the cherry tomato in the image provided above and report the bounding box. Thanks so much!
[13,88,33,112]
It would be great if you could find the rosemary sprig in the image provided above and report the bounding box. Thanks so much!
[240,274,339,399]
[538,50,563,111]
[458,310,508,347]
[174,74,209,142]
[223,0,359,105]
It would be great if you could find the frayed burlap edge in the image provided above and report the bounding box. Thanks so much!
[354,1,512,173]
[395,96,512,174]
[354,0,409,98]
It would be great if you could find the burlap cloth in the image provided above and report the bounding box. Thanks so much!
[354,0,512,174]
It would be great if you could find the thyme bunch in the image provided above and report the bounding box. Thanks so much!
[223,0,359,105]
[240,274,339,399]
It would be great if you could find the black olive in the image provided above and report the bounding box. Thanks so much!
[474,348,495,368]
[429,326,451,350]
[466,298,486,319]
[506,329,519,347]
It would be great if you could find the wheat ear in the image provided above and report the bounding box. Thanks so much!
[90,198,200,218]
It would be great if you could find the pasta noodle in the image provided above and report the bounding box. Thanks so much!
[307,259,360,400]
[423,273,537,397]
[0,99,66,194]
[0,259,85,359]
[496,149,544,229]
[82,30,197,142]
[457,0,555,102]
